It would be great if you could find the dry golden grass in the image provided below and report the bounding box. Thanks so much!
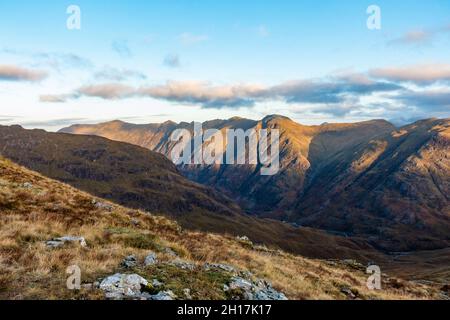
[0,157,443,300]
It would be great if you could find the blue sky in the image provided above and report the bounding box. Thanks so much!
[0,0,449,130]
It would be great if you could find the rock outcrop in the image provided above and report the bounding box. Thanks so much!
[99,273,177,300]
[224,276,288,300]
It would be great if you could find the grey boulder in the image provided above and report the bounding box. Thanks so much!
[99,273,148,300]
[225,276,288,300]
[144,252,158,266]
[46,236,87,249]
[121,255,138,268]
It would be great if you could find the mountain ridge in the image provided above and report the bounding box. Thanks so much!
[60,116,450,251]
[0,124,385,261]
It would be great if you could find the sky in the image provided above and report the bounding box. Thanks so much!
[0,0,450,131]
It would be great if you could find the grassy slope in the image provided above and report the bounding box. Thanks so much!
[0,157,443,300]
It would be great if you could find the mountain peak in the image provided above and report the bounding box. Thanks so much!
[261,114,292,123]
[103,119,126,126]
[228,116,246,121]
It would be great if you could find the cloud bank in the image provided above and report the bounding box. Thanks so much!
[37,62,450,122]
[40,76,402,109]
[0,65,47,82]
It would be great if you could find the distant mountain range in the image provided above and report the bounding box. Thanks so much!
[0,124,379,261]
[60,115,450,251]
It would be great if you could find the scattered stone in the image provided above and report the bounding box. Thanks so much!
[239,270,254,279]
[46,236,87,249]
[439,293,450,300]
[150,290,176,300]
[183,288,192,299]
[225,276,288,300]
[236,236,253,246]
[290,222,301,228]
[228,277,253,293]
[439,285,450,300]
[130,218,140,226]
[164,247,178,257]
[342,259,365,271]
[121,255,138,268]
[151,279,164,289]
[204,263,237,274]
[254,287,288,300]
[99,273,148,300]
[92,199,114,212]
[253,244,271,252]
[340,287,357,299]
[81,283,93,290]
[144,252,158,266]
[22,182,33,189]
[170,258,196,271]
[411,279,434,286]
[325,260,338,267]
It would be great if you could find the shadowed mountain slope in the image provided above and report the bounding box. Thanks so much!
[294,118,450,251]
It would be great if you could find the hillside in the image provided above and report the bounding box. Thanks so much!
[60,116,395,216]
[0,156,445,300]
[60,117,395,214]
[0,125,240,217]
[0,124,382,261]
[294,118,450,251]
[61,117,450,251]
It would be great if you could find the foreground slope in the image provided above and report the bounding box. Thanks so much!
[0,125,379,261]
[0,157,444,300]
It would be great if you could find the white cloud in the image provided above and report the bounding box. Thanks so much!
[40,94,70,103]
[77,83,135,99]
[389,24,450,46]
[370,63,450,84]
[94,67,147,81]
